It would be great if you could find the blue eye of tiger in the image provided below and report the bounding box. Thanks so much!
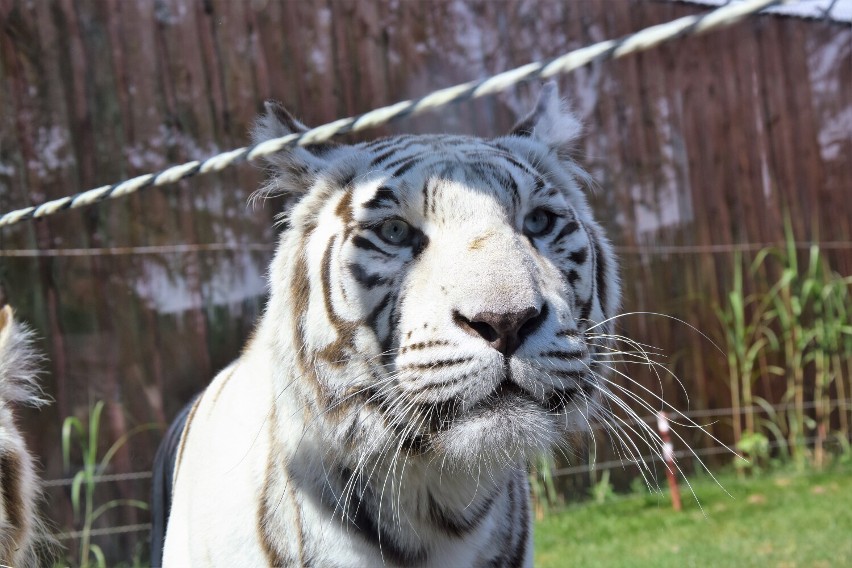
[523,208,554,237]
[378,219,411,245]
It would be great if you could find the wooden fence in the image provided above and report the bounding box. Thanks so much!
[1,0,850,562]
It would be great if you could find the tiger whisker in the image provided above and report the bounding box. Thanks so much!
[591,364,736,503]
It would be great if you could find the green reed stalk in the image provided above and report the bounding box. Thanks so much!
[715,252,780,477]
[755,220,852,469]
[817,272,852,459]
[529,455,562,519]
[758,222,812,468]
[61,401,155,568]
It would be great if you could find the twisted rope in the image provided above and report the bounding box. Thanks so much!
[0,0,784,229]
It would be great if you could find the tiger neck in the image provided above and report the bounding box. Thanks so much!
[292,441,520,543]
[254,280,525,546]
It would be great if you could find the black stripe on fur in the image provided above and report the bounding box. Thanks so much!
[150,395,199,567]
[0,450,24,549]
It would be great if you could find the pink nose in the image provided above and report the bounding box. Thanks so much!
[453,305,545,356]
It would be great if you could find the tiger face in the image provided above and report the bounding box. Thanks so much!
[258,83,619,474]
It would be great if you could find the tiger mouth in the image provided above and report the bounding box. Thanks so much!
[380,358,591,447]
[492,379,525,399]
[395,372,587,456]
[473,376,573,414]
[466,379,528,411]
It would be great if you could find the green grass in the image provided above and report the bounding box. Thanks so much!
[535,464,852,568]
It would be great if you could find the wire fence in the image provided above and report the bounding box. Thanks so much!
[0,243,276,258]
[4,240,852,258]
[45,397,851,509]
[48,424,835,541]
[47,398,851,542]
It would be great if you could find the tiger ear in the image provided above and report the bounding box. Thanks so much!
[510,82,582,150]
[252,101,339,195]
[0,305,47,407]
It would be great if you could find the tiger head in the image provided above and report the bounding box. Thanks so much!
[255,83,620,474]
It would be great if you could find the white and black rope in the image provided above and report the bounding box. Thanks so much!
[0,0,785,229]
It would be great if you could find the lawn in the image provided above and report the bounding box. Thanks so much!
[534,464,852,568]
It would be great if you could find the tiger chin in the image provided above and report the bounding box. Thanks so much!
[156,82,620,568]
[0,306,51,568]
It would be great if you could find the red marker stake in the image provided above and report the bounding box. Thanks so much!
[657,411,682,512]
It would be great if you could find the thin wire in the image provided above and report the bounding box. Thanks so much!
[6,238,850,258]
[54,523,151,541]
[42,471,152,488]
[0,243,276,257]
[616,241,852,254]
[0,0,785,229]
[551,435,826,477]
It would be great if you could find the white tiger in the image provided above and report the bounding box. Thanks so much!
[157,82,620,567]
[0,305,49,568]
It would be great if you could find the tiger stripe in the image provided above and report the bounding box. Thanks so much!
[398,340,452,353]
[207,363,238,409]
[428,489,495,537]
[592,235,610,330]
[363,186,401,210]
[352,234,394,257]
[258,458,291,565]
[318,235,357,365]
[0,450,24,550]
[170,393,203,483]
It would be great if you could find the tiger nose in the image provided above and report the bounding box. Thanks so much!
[453,305,545,357]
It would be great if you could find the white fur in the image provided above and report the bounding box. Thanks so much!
[164,83,619,567]
[523,82,583,148]
[0,306,49,568]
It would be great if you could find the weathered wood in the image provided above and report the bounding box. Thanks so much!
[0,0,849,561]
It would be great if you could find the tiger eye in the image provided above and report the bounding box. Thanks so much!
[523,208,553,236]
[378,218,411,245]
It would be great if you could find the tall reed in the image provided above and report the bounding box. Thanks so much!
[61,401,155,568]
[718,221,852,470]
[715,252,775,455]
